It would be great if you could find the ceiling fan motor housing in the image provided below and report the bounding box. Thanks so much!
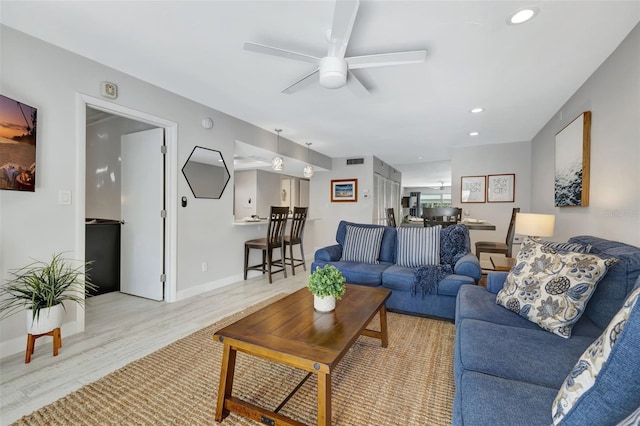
[319,56,348,89]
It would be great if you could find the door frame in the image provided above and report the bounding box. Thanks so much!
[75,94,178,331]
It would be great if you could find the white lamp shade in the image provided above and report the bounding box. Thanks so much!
[271,156,284,171]
[515,213,555,237]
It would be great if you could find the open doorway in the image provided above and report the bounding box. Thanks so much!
[75,94,179,332]
[86,108,165,300]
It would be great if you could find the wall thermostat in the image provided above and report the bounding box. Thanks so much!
[100,81,118,99]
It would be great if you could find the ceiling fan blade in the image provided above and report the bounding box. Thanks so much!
[346,71,369,96]
[244,41,320,64]
[327,0,359,58]
[346,50,427,69]
[282,68,320,94]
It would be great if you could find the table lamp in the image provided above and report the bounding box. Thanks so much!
[515,213,555,241]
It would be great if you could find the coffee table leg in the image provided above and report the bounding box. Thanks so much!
[379,305,388,348]
[317,372,331,426]
[215,343,237,421]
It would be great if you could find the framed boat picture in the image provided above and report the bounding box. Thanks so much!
[0,94,37,192]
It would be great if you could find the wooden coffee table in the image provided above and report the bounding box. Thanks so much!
[213,284,391,426]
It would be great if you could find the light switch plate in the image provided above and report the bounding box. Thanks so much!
[58,190,72,205]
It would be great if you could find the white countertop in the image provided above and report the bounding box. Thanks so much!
[233,218,318,226]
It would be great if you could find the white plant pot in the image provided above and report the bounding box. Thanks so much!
[26,304,64,335]
[314,295,336,313]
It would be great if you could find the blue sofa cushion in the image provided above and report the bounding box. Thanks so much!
[456,284,603,338]
[496,237,618,338]
[312,260,390,287]
[454,371,557,426]
[456,318,595,389]
[341,225,384,264]
[383,265,474,296]
[570,236,640,329]
[552,287,640,425]
[336,221,397,263]
[396,226,441,267]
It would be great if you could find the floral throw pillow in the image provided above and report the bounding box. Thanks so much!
[552,287,640,424]
[495,237,618,338]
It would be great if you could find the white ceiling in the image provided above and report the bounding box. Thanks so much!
[2,1,639,187]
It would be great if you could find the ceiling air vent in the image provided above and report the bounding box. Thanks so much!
[346,158,364,165]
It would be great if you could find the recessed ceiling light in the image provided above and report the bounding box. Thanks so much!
[508,7,539,25]
[470,107,484,113]
[469,132,479,136]
[418,156,423,160]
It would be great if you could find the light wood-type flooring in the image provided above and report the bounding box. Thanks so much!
[0,273,308,425]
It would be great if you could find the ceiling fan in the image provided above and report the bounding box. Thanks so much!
[428,181,446,191]
[244,0,427,95]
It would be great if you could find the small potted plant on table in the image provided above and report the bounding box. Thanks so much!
[0,253,97,362]
[307,265,346,312]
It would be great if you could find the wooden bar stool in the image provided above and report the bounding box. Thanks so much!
[284,206,308,275]
[25,327,62,364]
[244,206,289,283]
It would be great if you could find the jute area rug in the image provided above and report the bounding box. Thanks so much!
[14,294,456,426]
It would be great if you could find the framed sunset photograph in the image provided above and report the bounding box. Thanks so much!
[0,94,37,192]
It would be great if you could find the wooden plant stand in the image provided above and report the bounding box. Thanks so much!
[25,328,62,364]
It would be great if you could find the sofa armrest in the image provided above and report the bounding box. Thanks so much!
[486,271,509,294]
[314,244,342,262]
[454,253,482,282]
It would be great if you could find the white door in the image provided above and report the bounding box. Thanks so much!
[120,128,164,300]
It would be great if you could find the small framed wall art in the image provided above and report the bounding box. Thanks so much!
[555,111,591,207]
[460,176,486,203]
[331,178,358,202]
[488,174,515,202]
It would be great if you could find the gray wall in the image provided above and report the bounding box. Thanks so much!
[86,113,155,220]
[451,141,532,257]
[0,25,324,356]
[530,23,640,245]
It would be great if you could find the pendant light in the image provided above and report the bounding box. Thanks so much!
[303,142,314,178]
[272,129,284,171]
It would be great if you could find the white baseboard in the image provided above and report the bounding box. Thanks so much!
[0,321,78,360]
[175,273,250,301]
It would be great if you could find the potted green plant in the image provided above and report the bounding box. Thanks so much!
[0,253,97,335]
[307,265,346,312]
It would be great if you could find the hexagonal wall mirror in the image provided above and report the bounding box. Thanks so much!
[182,146,230,199]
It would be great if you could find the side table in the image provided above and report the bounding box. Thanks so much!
[490,256,515,272]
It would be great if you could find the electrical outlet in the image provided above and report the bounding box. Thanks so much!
[201,262,208,272]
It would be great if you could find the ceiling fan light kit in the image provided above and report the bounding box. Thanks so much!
[244,0,427,94]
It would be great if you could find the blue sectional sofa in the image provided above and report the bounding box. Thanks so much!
[453,236,640,425]
[312,221,482,320]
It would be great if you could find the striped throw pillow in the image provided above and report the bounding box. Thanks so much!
[396,226,441,267]
[341,225,385,264]
[542,241,592,254]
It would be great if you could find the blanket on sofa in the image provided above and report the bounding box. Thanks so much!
[413,224,470,296]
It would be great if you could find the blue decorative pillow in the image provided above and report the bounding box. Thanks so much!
[617,406,640,426]
[396,226,441,268]
[542,240,592,254]
[496,238,618,338]
[552,287,640,424]
[341,225,385,264]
